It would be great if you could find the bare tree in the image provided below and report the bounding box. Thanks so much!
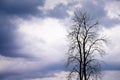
[67,10,107,80]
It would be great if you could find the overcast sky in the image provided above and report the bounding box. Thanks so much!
[0,0,120,80]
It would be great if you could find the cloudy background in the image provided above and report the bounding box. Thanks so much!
[0,0,120,80]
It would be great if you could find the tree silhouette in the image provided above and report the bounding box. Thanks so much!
[67,10,107,80]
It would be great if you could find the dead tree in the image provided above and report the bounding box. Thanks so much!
[67,10,107,80]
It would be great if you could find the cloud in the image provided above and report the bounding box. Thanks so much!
[105,0,120,19]
[26,71,68,80]
[0,0,45,58]
[102,70,120,80]
[0,15,23,57]
[4,70,119,80]
[100,0,120,27]
[103,25,120,62]
[0,0,69,78]
[0,54,66,80]
[46,4,69,19]
[38,0,79,19]
[100,24,120,70]
[15,17,67,61]
[80,0,106,18]
[0,0,120,80]
[0,17,68,80]
[0,55,41,80]
[30,71,120,80]
[42,0,72,10]
[0,0,44,16]
[0,55,42,73]
[69,0,120,27]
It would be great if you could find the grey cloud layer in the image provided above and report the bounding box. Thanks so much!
[0,0,44,16]
[0,0,44,57]
[0,0,120,80]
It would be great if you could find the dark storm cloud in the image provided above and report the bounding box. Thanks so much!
[0,0,120,80]
[102,62,120,71]
[0,15,21,57]
[0,0,44,16]
[0,62,65,80]
[0,0,44,58]
[0,0,68,79]
[0,72,20,80]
